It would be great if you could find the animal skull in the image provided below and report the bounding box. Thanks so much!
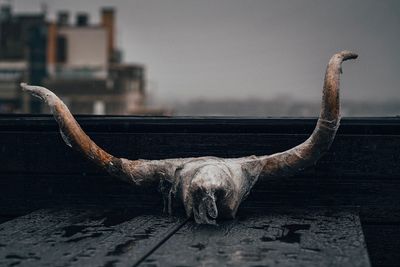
[21,51,357,224]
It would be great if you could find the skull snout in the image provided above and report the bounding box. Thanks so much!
[189,165,234,224]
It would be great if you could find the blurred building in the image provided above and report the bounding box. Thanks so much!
[0,4,47,113]
[0,4,168,115]
[44,7,148,115]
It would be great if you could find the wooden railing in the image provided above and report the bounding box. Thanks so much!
[1,115,400,266]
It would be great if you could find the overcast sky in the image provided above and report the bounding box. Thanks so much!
[11,0,400,103]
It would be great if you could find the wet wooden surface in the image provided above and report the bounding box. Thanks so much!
[0,209,185,267]
[142,209,369,267]
[0,208,370,267]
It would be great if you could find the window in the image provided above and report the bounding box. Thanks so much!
[56,35,67,64]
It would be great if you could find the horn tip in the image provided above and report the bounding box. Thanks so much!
[20,83,38,93]
[338,50,358,61]
[20,83,53,103]
[20,82,29,90]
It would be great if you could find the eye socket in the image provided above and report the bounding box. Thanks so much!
[214,187,227,199]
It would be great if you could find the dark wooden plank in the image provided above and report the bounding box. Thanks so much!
[0,208,185,267]
[0,209,94,244]
[141,209,370,267]
[1,116,400,178]
[1,115,400,135]
[2,174,400,224]
[65,215,185,267]
[2,132,400,178]
[363,224,400,267]
[0,209,100,267]
[0,173,162,216]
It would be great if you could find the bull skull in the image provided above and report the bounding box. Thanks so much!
[21,51,357,224]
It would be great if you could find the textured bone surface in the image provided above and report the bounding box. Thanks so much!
[21,51,357,224]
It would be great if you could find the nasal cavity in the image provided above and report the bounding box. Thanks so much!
[204,193,218,219]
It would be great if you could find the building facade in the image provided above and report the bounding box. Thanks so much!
[0,4,166,115]
[0,4,47,113]
[44,8,150,115]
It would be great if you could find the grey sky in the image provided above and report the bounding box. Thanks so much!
[12,0,400,103]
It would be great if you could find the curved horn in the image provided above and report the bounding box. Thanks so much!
[258,51,358,177]
[21,83,174,186]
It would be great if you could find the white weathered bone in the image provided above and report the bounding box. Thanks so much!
[21,51,357,224]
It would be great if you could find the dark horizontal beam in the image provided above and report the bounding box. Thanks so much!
[1,115,400,134]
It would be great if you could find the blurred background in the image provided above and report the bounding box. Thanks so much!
[0,0,399,116]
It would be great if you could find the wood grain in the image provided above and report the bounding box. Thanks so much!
[141,208,370,267]
[0,208,185,267]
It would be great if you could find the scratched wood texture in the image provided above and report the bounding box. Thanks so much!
[141,208,370,267]
[0,208,369,267]
[0,115,399,266]
[0,208,185,267]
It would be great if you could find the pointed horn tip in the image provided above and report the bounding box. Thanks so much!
[20,83,39,94]
[20,83,52,95]
[338,51,358,61]
[20,82,29,91]
[20,83,55,103]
